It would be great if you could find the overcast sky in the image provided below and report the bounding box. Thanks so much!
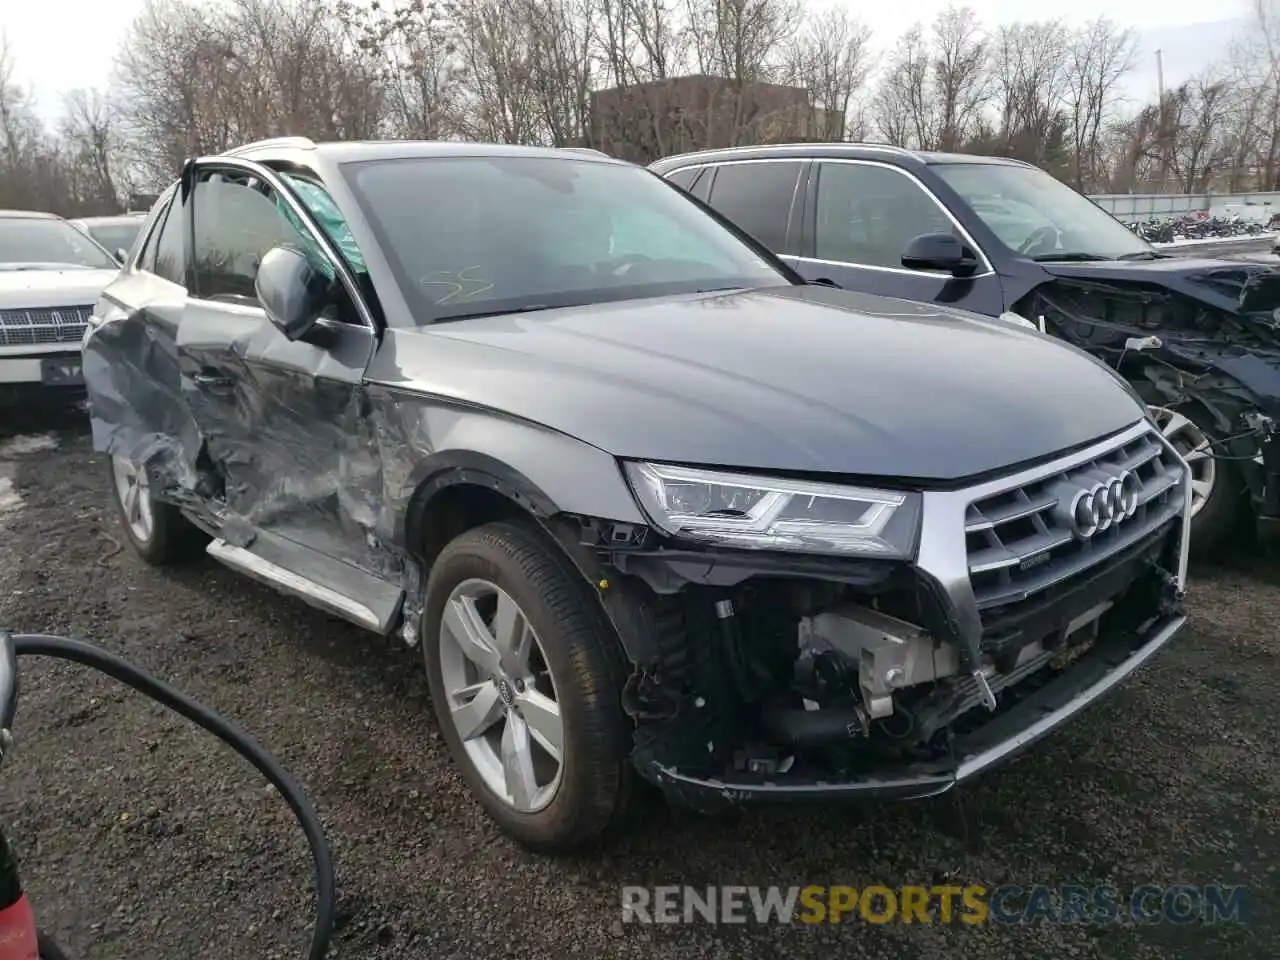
[2,0,1256,121]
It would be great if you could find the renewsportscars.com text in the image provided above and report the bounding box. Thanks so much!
[620,884,1248,926]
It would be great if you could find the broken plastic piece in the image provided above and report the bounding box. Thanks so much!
[1124,335,1163,352]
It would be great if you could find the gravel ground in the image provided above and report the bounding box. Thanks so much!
[0,410,1277,960]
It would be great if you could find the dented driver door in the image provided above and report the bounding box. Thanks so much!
[174,166,381,572]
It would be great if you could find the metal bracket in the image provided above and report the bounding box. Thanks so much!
[972,670,998,711]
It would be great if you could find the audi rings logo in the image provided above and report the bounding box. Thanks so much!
[1065,471,1140,539]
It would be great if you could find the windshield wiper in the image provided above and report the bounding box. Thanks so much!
[1030,252,1113,262]
[1116,251,1169,261]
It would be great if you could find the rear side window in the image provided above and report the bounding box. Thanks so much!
[705,161,802,253]
[666,167,699,192]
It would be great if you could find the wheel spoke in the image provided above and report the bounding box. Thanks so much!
[442,595,500,675]
[500,712,539,809]
[124,481,141,524]
[1159,410,1191,439]
[138,483,153,534]
[516,689,563,763]
[491,590,530,674]
[450,680,504,741]
[1192,479,1213,499]
[1183,440,1211,464]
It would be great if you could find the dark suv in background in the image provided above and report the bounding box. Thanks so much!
[651,143,1280,554]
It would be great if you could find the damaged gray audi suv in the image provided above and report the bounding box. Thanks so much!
[83,138,1192,852]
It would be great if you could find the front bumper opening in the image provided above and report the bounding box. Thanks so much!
[621,531,1185,810]
[641,611,1183,808]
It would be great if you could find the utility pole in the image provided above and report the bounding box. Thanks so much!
[1156,48,1168,194]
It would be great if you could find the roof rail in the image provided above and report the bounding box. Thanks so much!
[749,141,918,158]
[662,141,919,164]
[843,141,915,156]
[222,136,318,157]
[560,146,611,158]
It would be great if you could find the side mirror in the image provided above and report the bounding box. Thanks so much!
[255,245,332,341]
[901,232,980,277]
[114,248,128,265]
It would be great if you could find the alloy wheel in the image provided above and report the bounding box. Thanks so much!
[1149,406,1217,519]
[111,455,155,542]
[437,578,564,813]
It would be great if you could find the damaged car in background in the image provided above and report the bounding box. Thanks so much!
[651,144,1280,553]
[84,138,1190,852]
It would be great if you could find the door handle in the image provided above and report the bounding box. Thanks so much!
[193,373,233,389]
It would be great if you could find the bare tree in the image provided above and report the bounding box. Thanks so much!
[1064,17,1136,190]
[1168,72,1233,191]
[785,7,873,141]
[931,6,989,151]
[7,0,1280,210]
[991,20,1072,167]
[452,0,544,144]
[340,0,465,139]
[685,0,800,146]
[115,0,386,185]
[590,0,691,159]
[58,89,127,212]
[523,0,598,146]
[873,24,938,149]
[0,37,38,179]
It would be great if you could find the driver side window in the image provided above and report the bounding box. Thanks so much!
[815,163,955,269]
[191,174,317,306]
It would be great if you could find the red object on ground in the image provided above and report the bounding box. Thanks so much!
[0,895,39,960]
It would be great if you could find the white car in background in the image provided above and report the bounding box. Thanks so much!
[0,210,120,406]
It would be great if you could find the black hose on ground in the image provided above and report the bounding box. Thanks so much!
[4,634,335,960]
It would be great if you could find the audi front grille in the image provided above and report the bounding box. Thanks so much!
[0,306,93,347]
[964,427,1185,617]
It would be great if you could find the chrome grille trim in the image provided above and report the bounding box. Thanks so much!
[914,420,1191,662]
[963,430,1185,610]
[0,306,93,347]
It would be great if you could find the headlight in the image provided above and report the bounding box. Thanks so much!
[623,461,922,559]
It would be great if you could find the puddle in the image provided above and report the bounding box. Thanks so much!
[0,434,59,459]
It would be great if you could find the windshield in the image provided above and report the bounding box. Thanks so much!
[83,222,143,257]
[342,156,788,323]
[0,216,119,270]
[934,163,1155,261]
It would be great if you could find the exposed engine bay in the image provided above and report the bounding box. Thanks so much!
[615,540,1182,797]
[1015,267,1280,521]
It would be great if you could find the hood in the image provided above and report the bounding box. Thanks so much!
[1037,255,1280,314]
[371,286,1146,483]
[0,267,119,309]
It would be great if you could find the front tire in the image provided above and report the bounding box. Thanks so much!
[422,520,637,852]
[106,455,206,565]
